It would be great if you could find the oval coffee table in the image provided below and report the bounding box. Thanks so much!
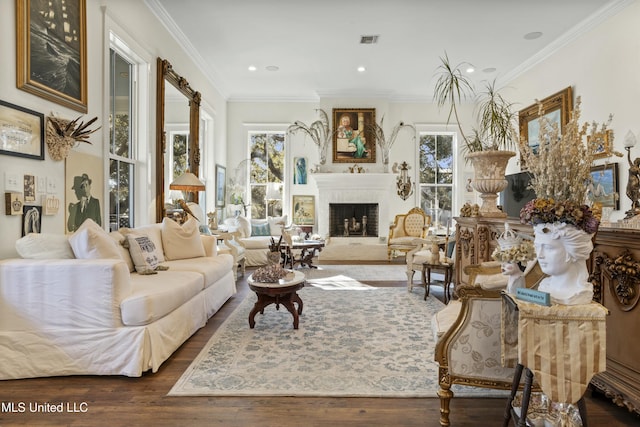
[247,270,305,329]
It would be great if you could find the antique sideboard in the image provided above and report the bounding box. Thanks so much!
[454,217,640,414]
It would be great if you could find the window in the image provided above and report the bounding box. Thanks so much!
[249,131,285,219]
[108,48,136,230]
[418,132,454,227]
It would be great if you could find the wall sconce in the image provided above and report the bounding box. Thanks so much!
[396,161,413,200]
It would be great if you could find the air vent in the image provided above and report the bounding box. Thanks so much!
[360,35,379,44]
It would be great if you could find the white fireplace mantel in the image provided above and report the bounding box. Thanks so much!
[310,173,396,237]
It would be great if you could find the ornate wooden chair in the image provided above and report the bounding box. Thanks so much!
[432,261,544,426]
[387,207,430,260]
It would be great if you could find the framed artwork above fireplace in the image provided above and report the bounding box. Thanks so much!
[332,108,376,163]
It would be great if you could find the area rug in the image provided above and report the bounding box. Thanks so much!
[169,287,506,398]
[303,264,407,289]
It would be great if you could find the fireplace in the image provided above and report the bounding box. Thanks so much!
[329,203,379,237]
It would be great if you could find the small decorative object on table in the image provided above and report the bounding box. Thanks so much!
[252,264,292,283]
[492,223,536,294]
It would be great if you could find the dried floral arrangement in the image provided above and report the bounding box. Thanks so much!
[366,115,415,168]
[520,198,600,234]
[287,109,334,166]
[519,96,618,204]
[46,115,101,161]
[252,264,291,283]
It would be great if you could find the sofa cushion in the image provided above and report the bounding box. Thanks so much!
[251,222,271,236]
[432,300,462,340]
[121,271,203,326]
[15,233,75,259]
[125,232,164,273]
[161,217,206,260]
[68,219,122,260]
[268,215,287,236]
[239,235,272,249]
[109,231,135,272]
[130,223,165,263]
[163,254,234,289]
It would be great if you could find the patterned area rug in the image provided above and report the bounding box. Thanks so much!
[169,287,506,398]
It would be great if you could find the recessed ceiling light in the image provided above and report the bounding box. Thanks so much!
[465,67,475,73]
[248,65,257,71]
[483,67,497,73]
[357,66,366,73]
[265,65,279,72]
[524,31,543,40]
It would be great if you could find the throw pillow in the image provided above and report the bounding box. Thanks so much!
[161,217,206,260]
[125,232,164,273]
[268,215,288,236]
[251,222,271,236]
[235,216,251,238]
[15,233,75,259]
[68,219,121,260]
[109,231,135,272]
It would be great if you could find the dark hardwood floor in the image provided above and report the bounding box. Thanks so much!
[1,264,638,426]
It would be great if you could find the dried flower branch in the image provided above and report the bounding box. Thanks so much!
[520,96,614,204]
[367,115,415,165]
[49,115,101,144]
[287,109,334,165]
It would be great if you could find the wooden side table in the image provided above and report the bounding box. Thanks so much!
[421,261,453,303]
[247,270,306,329]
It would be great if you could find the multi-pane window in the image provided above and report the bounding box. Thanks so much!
[419,132,454,227]
[249,131,285,219]
[108,49,135,230]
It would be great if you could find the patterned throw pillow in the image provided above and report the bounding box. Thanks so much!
[125,233,164,274]
[251,222,271,236]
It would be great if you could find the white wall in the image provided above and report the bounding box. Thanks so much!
[505,1,640,222]
[0,0,227,258]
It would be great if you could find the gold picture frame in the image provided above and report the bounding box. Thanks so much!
[292,195,315,226]
[332,108,376,163]
[589,129,614,160]
[518,87,573,169]
[16,0,88,113]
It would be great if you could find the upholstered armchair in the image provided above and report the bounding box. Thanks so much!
[387,207,431,260]
[432,261,544,427]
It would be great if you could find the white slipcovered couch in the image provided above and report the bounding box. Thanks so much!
[0,218,236,380]
[224,215,288,267]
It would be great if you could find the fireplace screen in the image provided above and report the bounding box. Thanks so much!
[329,203,379,237]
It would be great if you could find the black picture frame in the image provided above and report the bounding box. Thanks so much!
[22,205,42,236]
[0,100,44,160]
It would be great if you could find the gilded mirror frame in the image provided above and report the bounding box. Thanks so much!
[155,57,201,222]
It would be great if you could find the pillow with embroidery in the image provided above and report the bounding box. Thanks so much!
[251,222,271,236]
[125,232,166,274]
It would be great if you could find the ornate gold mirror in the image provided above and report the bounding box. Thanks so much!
[155,57,201,222]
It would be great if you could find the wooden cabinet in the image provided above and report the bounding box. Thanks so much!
[589,227,640,414]
[454,219,640,414]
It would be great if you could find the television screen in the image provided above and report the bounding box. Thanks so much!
[500,172,536,218]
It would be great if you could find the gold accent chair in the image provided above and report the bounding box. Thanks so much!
[432,261,544,426]
[387,207,430,260]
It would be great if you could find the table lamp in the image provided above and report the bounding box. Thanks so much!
[170,170,205,221]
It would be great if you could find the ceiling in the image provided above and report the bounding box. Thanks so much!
[147,0,628,102]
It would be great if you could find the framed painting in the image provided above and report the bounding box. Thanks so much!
[518,87,572,168]
[22,205,42,236]
[587,163,619,209]
[0,100,44,160]
[216,164,226,207]
[293,157,307,184]
[16,0,88,112]
[65,151,103,233]
[292,195,315,225]
[333,108,376,163]
[590,129,614,160]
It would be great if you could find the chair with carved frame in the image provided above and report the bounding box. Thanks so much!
[387,207,431,260]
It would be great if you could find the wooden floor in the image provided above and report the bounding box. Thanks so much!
[1,265,638,427]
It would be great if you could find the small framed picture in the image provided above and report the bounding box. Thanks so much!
[0,100,44,160]
[588,163,619,209]
[22,205,42,236]
[216,164,226,207]
[292,195,315,225]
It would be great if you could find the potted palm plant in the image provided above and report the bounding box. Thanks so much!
[434,53,518,217]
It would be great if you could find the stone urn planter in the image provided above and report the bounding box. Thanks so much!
[467,150,515,217]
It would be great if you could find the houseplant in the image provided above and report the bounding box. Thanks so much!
[433,53,518,217]
[367,116,415,172]
[287,109,334,169]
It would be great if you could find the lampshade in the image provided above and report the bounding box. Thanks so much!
[170,171,205,192]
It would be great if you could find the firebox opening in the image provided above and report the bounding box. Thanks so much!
[329,203,379,237]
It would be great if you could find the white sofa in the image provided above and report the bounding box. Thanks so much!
[0,218,236,380]
[224,215,288,267]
